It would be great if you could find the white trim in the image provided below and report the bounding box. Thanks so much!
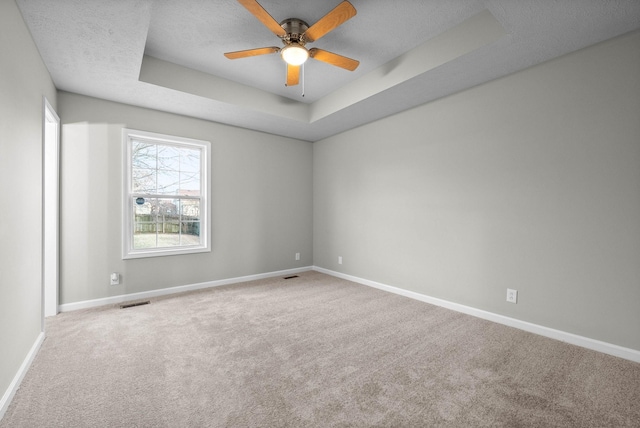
[42,97,60,322]
[0,332,45,420]
[313,266,640,363]
[58,267,313,312]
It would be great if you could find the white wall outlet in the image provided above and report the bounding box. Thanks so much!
[506,288,517,303]
[295,252,300,261]
[110,272,120,285]
[338,256,343,265]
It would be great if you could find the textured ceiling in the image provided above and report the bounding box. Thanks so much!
[15,0,640,142]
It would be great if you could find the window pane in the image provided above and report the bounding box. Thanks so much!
[132,168,157,193]
[157,169,180,195]
[156,198,180,248]
[133,198,157,249]
[132,142,156,169]
[181,199,200,220]
[157,198,179,222]
[179,171,200,195]
[180,147,201,172]
[159,218,180,245]
[181,222,200,245]
[180,199,200,246]
[157,145,180,170]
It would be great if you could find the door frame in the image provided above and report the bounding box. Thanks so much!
[42,97,60,324]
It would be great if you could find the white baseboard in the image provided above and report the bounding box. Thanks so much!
[313,266,640,363]
[0,331,45,420]
[58,266,313,313]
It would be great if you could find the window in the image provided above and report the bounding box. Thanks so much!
[123,128,210,259]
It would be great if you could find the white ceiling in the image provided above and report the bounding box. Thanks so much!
[16,0,640,142]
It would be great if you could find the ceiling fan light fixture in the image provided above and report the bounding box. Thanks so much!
[281,43,309,66]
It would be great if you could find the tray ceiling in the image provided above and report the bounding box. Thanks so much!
[16,0,640,141]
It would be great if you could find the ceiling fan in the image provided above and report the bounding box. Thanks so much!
[224,0,360,87]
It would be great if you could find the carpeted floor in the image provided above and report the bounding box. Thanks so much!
[2,271,639,427]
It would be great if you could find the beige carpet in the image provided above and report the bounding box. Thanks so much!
[2,271,639,427]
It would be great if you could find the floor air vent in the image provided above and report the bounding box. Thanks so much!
[120,301,150,309]
[283,275,299,280]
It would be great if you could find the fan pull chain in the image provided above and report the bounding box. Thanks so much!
[301,63,305,98]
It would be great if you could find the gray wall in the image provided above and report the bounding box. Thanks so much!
[57,92,313,304]
[0,0,57,402]
[314,30,640,351]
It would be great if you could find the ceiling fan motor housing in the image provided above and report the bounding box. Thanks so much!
[279,18,309,45]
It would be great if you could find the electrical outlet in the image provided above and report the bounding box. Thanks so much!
[110,272,120,286]
[506,288,517,303]
[338,256,343,265]
[295,252,300,261]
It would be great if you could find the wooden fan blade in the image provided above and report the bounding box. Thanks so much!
[286,64,300,86]
[303,1,356,43]
[237,0,286,37]
[309,48,359,71]
[224,47,280,59]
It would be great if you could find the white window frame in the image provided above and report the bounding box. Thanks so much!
[122,128,211,259]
